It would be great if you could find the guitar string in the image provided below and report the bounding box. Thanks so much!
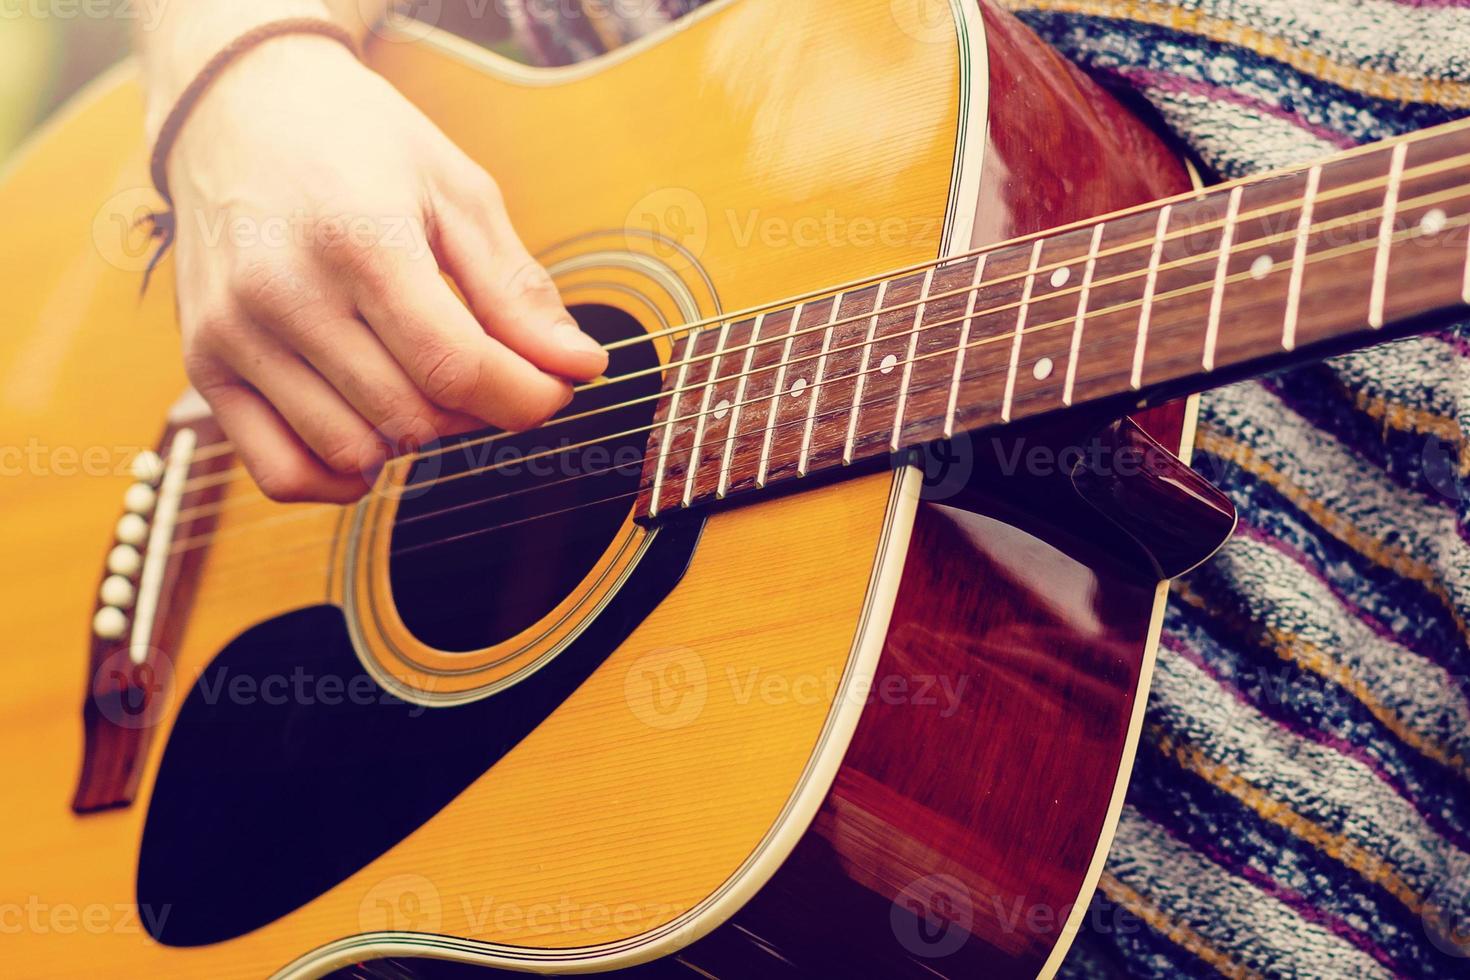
[171,206,1470,580]
[170,173,1470,535]
[179,143,1470,484]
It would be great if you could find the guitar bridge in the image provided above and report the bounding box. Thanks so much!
[73,391,230,813]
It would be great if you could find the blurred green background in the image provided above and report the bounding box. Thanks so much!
[1,12,129,162]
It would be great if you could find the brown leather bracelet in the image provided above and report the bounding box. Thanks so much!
[141,18,361,290]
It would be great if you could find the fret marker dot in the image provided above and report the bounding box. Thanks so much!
[1250,255,1274,280]
[1421,208,1448,235]
[790,378,808,399]
[1032,357,1054,381]
[713,399,731,421]
[880,354,898,375]
[1049,267,1070,288]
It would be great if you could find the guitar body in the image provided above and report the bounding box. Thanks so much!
[0,1,1203,977]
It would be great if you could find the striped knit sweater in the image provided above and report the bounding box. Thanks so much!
[505,1,1470,976]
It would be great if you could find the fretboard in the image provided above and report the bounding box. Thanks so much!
[636,118,1470,519]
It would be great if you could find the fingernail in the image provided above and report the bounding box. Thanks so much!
[554,320,605,356]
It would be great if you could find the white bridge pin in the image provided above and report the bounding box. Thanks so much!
[107,544,142,578]
[116,513,149,548]
[100,575,137,610]
[92,606,129,641]
[124,483,158,515]
[131,450,165,486]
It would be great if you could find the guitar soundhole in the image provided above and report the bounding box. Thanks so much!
[386,305,661,652]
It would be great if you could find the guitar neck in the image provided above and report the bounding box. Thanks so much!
[637,119,1470,519]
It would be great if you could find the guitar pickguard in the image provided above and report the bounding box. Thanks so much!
[136,516,702,947]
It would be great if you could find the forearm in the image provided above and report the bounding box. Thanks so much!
[137,0,394,139]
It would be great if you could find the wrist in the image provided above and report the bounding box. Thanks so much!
[141,0,345,140]
[166,34,370,207]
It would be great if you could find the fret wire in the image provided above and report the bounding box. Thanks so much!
[1283,165,1322,351]
[1463,217,1470,305]
[1002,241,1044,422]
[757,304,802,488]
[1064,223,1105,406]
[845,281,888,464]
[798,301,839,476]
[945,254,987,437]
[890,268,935,451]
[1132,204,1172,391]
[681,319,732,508]
[718,312,765,500]
[646,324,696,518]
[1370,143,1408,329]
[1204,187,1242,372]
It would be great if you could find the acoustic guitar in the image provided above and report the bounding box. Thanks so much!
[2,1,1466,977]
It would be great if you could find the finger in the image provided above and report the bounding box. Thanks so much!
[347,243,575,432]
[219,321,389,482]
[434,196,609,381]
[249,296,485,447]
[195,373,369,504]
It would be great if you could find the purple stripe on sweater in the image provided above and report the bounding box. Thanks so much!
[1162,633,1470,856]
[1230,520,1470,688]
[1142,804,1409,976]
[1113,68,1359,149]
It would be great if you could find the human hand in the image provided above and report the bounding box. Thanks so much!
[168,36,607,502]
